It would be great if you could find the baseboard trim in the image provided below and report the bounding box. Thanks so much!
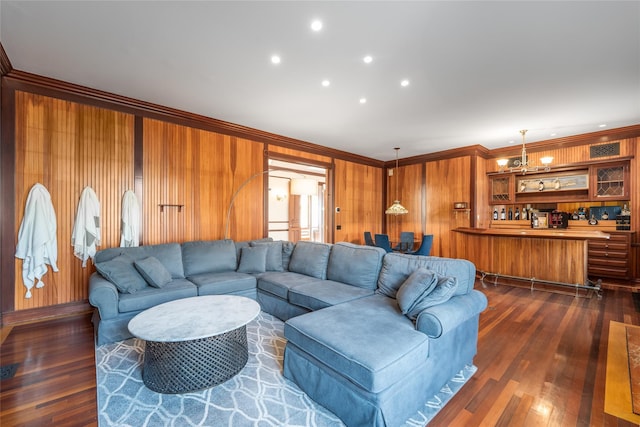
[1,301,92,326]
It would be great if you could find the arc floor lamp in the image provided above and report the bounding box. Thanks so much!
[224,169,317,239]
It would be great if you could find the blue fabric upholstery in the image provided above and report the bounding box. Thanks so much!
[416,290,487,338]
[377,253,475,298]
[188,271,257,295]
[374,234,393,253]
[182,240,237,276]
[288,280,374,311]
[326,243,386,290]
[134,256,172,288]
[363,231,375,246]
[94,243,185,279]
[237,245,268,273]
[117,279,197,313]
[285,294,428,393]
[257,271,322,299]
[288,241,332,279]
[95,255,148,294]
[395,267,439,315]
[407,234,433,256]
[393,231,415,252]
[250,240,285,271]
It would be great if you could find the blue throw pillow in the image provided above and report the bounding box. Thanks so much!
[250,240,284,272]
[237,245,268,274]
[134,256,172,288]
[396,268,439,315]
[405,274,458,320]
[95,254,148,294]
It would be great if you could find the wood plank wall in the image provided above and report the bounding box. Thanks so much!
[334,159,383,244]
[13,92,134,310]
[142,119,264,243]
[385,163,424,248]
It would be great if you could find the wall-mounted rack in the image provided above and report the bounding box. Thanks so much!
[159,204,184,213]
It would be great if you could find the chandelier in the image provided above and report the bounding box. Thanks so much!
[385,147,408,215]
[497,129,553,174]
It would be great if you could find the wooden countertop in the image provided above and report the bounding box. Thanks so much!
[453,227,610,240]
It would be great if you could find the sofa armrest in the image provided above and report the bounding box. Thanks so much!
[88,272,120,320]
[415,289,488,338]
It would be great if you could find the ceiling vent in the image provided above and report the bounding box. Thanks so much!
[590,142,620,158]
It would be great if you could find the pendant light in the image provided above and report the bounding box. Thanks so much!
[385,147,409,215]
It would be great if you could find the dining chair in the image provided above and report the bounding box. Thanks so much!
[407,234,433,256]
[363,231,375,246]
[392,231,415,252]
[374,234,393,253]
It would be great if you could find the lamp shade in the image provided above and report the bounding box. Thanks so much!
[290,178,317,196]
[385,200,409,215]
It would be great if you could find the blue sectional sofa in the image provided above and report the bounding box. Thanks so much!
[88,239,487,427]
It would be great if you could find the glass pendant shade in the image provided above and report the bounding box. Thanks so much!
[386,147,408,215]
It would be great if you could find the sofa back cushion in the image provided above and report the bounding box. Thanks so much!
[182,240,237,276]
[288,241,332,279]
[326,242,386,290]
[94,243,185,279]
[377,253,475,298]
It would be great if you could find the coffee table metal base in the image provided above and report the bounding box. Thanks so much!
[141,325,248,394]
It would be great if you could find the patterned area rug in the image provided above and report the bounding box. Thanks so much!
[626,326,640,415]
[96,312,476,426]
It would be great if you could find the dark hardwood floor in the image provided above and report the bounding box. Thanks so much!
[1,283,638,426]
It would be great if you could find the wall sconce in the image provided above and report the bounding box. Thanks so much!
[274,191,287,202]
[496,158,509,172]
[540,156,553,171]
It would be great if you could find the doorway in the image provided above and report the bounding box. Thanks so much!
[267,159,328,243]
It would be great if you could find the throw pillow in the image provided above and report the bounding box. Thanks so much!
[250,240,284,271]
[95,255,148,294]
[396,268,439,315]
[134,256,172,288]
[237,245,269,274]
[405,274,458,320]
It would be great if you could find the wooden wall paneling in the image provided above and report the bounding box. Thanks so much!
[142,119,265,244]
[333,159,383,244]
[13,92,134,311]
[425,156,471,258]
[385,163,423,246]
[267,146,332,164]
[1,77,16,317]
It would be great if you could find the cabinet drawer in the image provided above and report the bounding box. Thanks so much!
[588,241,628,251]
[588,266,630,278]
[588,249,629,259]
[588,256,629,268]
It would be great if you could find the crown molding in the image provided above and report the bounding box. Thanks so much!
[3,69,383,167]
[0,42,13,76]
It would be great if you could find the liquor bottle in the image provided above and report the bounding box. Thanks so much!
[532,212,539,228]
[522,208,528,221]
[514,207,520,220]
[493,208,498,220]
[500,208,506,220]
[508,207,513,220]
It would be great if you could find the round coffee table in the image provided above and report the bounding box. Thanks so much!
[128,295,260,393]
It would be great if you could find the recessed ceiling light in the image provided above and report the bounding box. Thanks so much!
[363,55,373,64]
[311,20,323,31]
[271,55,281,64]
[508,140,515,144]
[400,79,410,87]
[550,133,557,137]
[359,98,367,104]
[599,124,607,128]
[321,79,330,87]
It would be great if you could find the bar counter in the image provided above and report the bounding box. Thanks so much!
[453,227,610,289]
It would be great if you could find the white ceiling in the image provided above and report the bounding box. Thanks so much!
[2,1,639,161]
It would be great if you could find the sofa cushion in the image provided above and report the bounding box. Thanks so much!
[250,240,284,272]
[288,280,375,311]
[257,272,321,299]
[182,240,237,276]
[326,243,386,290]
[94,243,185,279]
[237,245,268,274]
[284,294,429,393]
[288,241,331,279]
[406,276,458,320]
[378,253,475,298]
[95,255,148,294]
[134,257,172,288]
[189,271,257,295]
[118,279,197,313]
[282,241,295,270]
[396,268,439,315]
[235,238,273,266]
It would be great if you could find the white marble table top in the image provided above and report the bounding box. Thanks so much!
[128,295,260,342]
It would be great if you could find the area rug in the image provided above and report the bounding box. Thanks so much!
[626,325,640,414]
[605,321,640,424]
[96,312,477,426]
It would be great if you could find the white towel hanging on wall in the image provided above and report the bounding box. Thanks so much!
[71,186,101,267]
[120,190,140,247]
[15,183,59,298]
